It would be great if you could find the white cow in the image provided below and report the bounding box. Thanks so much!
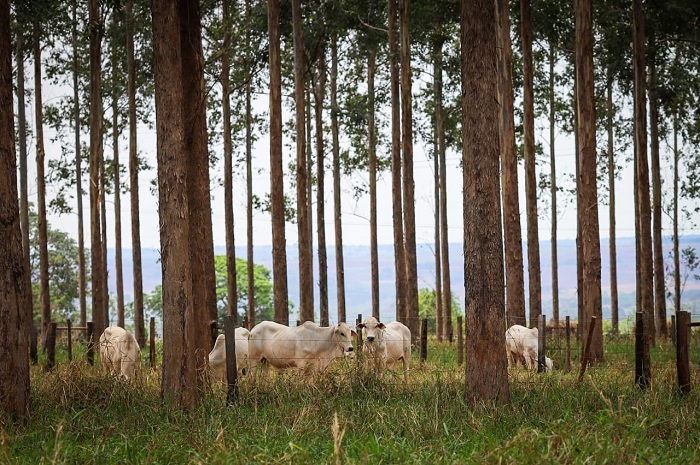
[99,326,141,380]
[357,316,411,384]
[248,321,356,374]
[208,327,250,382]
[505,325,552,372]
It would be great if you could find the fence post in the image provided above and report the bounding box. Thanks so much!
[635,311,650,390]
[565,316,571,373]
[45,322,57,372]
[66,319,73,362]
[577,315,597,383]
[150,317,156,369]
[420,318,428,363]
[30,324,38,365]
[671,314,676,347]
[676,311,691,395]
[210,319,219,350]
[224,315,239,405]
[457,316,464,366]
[537,314,546,373]
[86,321,94,366]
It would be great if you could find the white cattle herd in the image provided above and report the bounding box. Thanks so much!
[97,318,556,382]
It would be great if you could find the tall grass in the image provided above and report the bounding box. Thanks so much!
[1,334,699,464]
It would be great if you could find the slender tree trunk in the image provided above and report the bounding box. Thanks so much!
[292,0,313,324]
[0,0,32,419]
[179,0,217,364]
[112,19,125,329]
[389,0,405,325]
[520,0,541,328]
[575,0,603,361]
[331,37,346,323]
[606,70,619,335]
[33,21,51,344]
[268,0,289,324]
[439,59,452,342]
[222,0,238,324]
[126,0,144,347]
[245,0,255,329]
[498,0,526,329]
[306,87,314,318]
[673,112,680,313]
[648,48,667,339]
[574,63,583,340]
[100,142,109,328]
[368,45,380,321]
[152,0,197,410]
[432,39,443,340]
[632,0,654,363]
[315,48,329,327]
[548,42,559,328]
[89,0,106,340]
[399,0,419,341]
[461,0,509,405]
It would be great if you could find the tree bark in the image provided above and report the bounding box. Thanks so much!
[368,45,380,321]
[100,152,109,328]
[606,70,619,335]
[575,0,603,361]
[498,0,526,329]
[432,39,443,341]
[112,17,125,328]
[0,0,32,419]
[268,0,289,324]
[152,0,197,409]
[673,112,680,313]
[245,0,255,329]
[520,0,541,328]
[461,0,509,405]
[331,37,346,324]
[438,39,452,342]
[548,42,559,328]
[315,48,329,327]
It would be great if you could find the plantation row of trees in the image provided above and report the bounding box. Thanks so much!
[2,0,699,416]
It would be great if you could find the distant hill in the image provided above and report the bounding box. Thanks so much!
[108,235,700,324]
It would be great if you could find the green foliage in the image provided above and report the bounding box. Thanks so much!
[213,255,274,325]
[417,287,462,333]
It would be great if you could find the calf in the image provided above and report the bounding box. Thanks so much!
[99,326,141,380]
[208,327,250,382]
[357,316,411,384]
[505,324,552,372]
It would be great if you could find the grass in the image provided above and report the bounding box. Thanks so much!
[2,333,699,464]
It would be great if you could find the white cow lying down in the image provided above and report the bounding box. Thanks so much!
[505,325,553,372]
[208,327,250,382]
[99,326,141,380]
[357,316,411,383]
[248,321,356,374]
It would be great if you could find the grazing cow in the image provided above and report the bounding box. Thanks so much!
[357,316,411,384]
[208,327,250,382]
[247,321,356,374]
[99,326,141,380]
[505,325,552,372]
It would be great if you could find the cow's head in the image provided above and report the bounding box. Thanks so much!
[357,316,385,344]
[334,322,357,357]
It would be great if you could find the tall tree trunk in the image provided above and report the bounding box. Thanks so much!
[292,0,313,324]
[306,87,314,318]
[399,0,419,341]
[575,0,603,361]
[520,0,541,328]
[498,0,526,329]
[100,144,109,328]
[34,20,51,344]
[461,0,509,405]
[245,0,255,329]
[152,0,197,410]
[672,112,680,313]
[315,48,329,327]
[439,55,452,342]
[89,0,106,340]
[73,0,87,329]
[388,0,405,325]
[222,0,238,324]
[368,45,380,321]
[268,0,289,324]
[548,42,559,327]
[179,0,217,365]
[606,69,619,335]
[648,47,667,339]
[632,0,654,367]
[574,63,583,340]
[432,39,443,341]
[126,0,144,347]
[1,0,32,418]
[112,18,125,328]
[331,37,346,323]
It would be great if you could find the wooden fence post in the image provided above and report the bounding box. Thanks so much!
[210,319,219,350]
[420,318,428,363]
[224,315,239,405]
[457,316,464,366]
[676,311,691,396]
[671,314,676,347]
[66,319,73,362]
[565,316,571,373]
[635,311,650,390]
[577,316,597,383]
[86,321,94,366]
[150,317,156,369]
[537,314,546,373]
[356,314,363,349]
[45,322,57,372]
[30,324,38,365]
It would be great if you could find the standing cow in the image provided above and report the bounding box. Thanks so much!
[357,316,411,384]
[505,324,552,372]
[208,327,250,382]
[247,321,356,376]
[99,326,141,380]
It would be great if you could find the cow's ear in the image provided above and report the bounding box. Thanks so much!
[351,329,358,337]
[378,323,385,330]
[356,323,365,331]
